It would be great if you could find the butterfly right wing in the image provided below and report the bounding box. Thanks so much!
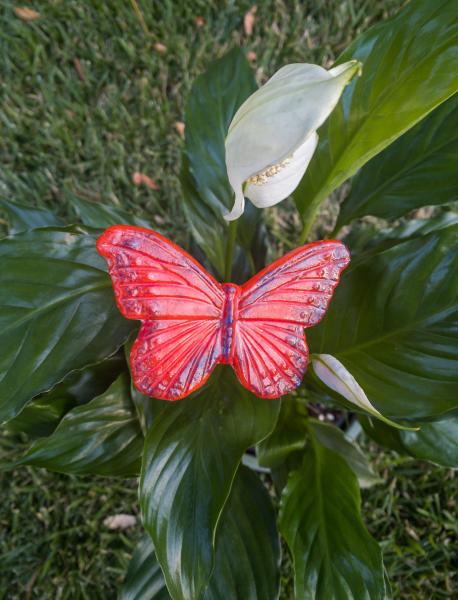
[232,319,309,398]
[97,225,225,400]
[232,240,350,398]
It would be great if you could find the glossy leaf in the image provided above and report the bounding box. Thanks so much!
[307,224,458,420]
[140,371,279,600]
[359,416,406,455]
[279,443,385,599]
[123,467,280,600]
[180,158,226,278]
[185,47,257,218]
[204,466,280,600]
[121,536,170,600]
[182,191,256,283]
[20,373,143,476]
[5,355,125,438]
[182,48,262,277]
[68,195,152,228]
[257,397,307,468]
[401,417,458,468]
[338,94,458,228]
[311,420,381,488]
[361,415,458,468]
[344,212,458,256]
[0,226,134,423]
[295,0,458,222]
[378,212,458,242]
[0,198,63,234]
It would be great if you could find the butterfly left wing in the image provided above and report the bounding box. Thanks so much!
[232,240,350,398]
[96,225,225,400]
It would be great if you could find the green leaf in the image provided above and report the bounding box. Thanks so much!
[20,373,143,476]
[185,47,257,218]
[279,443,385,599]
[5,354,125,439]
[68,195,152,228]
[121,536,170,600]
[359,416,406,455]
[338,94,458,228]
[182,48,263,278]
[378,212,458,242]
[311,420,381,488]
[123,467,280,600]
[180,158,226,277]
[344,212,458,257]
[295,0,458,223]
[307,224,458,420]
[204,466,280,600]
[0,226,134,423]
[401,416,458,468]
[0,199,63,234]
[257,397,307,468]
[361,415,458,468]
[139,370,279,600]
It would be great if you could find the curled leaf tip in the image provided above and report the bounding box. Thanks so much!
[311,354,416,431]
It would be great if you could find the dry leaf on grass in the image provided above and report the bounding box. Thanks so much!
[194,16,205,27]
[174,121,185,138]
[73,58,86,82]
[132,172,160,190]
[14,6,40,21]
[244,5,257,36]
[103,514,136,530]
[154,42,167,54]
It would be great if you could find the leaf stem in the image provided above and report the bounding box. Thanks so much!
[298,198,321,245]
[224,219,238,281]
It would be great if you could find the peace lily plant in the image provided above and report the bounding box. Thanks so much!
[1,1,457,599]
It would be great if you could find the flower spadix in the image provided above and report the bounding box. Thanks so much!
[224,60,361,220]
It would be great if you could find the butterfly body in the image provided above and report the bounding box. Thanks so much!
[97,226,350,400]
[220,283,240,364]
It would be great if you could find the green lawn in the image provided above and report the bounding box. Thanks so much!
[2,433,456,599]
[1,1,457,598]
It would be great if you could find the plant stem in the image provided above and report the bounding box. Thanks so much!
[298,197,321,245]
[129,0,150,34]
[224,219,238,281]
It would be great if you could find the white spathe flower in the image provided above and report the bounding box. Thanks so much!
[224,60,361,220]
[311,354,418,431]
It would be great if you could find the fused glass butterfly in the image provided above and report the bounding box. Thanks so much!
[97,226,350,400]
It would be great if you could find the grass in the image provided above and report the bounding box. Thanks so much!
[0,435,140,599]
[2,0,456,598]
[364,449,457,599]
[1,0,403,232]
[1,432,456,598]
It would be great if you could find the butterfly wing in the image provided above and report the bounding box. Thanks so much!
[96,225,225,400]
[232,240,350,398]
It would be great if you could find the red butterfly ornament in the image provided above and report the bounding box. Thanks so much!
[97,226,350,400]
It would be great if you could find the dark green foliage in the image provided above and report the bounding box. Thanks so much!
[0,226,133,423]
[139,373,279,599]
[279,442,385,599]
[1,0,457,598]
[308,225,458,420]
[20,374,144,477]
